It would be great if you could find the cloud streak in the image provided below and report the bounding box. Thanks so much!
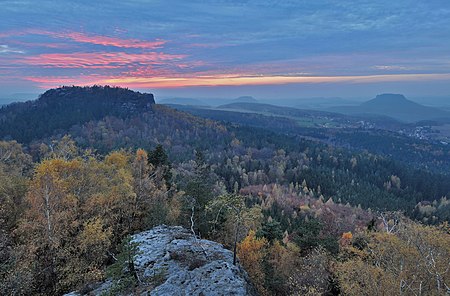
[16,52,186,69]
[62,32,165,49]
[0,44,24,54]
[39,30,165,49]
[2,29,166,49]
[23,73,450,90]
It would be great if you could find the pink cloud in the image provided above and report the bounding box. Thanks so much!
[1,29,165,49]
[16,52,186,69]
[62,32,165,49]
[29,29,165,49]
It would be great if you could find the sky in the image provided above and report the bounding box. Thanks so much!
[1,0,450,101]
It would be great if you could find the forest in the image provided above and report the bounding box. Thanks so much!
[1,86,449,295]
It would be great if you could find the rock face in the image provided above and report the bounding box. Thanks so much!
[66,225,257,296]
[133,225,256,296]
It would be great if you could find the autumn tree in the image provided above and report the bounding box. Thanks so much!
[131,148,156,229]
[131,148,177,229]
[207,193,250,264]
[285,246,332,295]
[19,158,82,294]
[0,141,32,294]
[16,149,137,294]
[84,151,136,243]
[237,230,269,295]
[43,135,80,160]
[336,217,450,296]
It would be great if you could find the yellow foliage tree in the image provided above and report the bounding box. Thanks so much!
[336,219,450,295]
[20,158,82,294]
[237,230,268,295]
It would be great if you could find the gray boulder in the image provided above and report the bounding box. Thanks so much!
[133,225,256,295]
[66,225,257,296]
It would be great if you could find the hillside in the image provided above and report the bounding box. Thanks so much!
[0,86,155,143]
[1,86,448,212]
[330,94,450,122]
[170,102,450,174]
[0,86,229,161]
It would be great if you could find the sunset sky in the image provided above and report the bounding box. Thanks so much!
[1,0,450,100]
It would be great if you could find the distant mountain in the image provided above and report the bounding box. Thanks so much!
[0,85,155,143]
[158,97,209,106]
[231,96,258,103]
[329,94,450,123]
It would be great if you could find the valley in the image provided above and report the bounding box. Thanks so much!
[1,87,449,295]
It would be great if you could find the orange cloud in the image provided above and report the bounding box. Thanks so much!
[98,73,450,88]
[23,73,450,89]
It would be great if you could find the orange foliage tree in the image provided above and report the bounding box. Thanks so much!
[237,230,268,295]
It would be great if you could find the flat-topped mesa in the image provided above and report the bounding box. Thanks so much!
[38,85,155,110]
[362,93,409,106]
[0,85,155,143]
[374,93,407,101]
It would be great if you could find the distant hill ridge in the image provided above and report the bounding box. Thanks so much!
[0,85,155,143]
[232,96,258,103]
[330,93,450,122]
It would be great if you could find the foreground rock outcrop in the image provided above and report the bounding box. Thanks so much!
[68,225,257,295]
